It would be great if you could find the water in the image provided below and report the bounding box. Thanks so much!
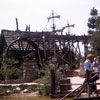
[0,96,73,100]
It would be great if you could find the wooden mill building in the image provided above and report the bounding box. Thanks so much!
[0,29,90,81]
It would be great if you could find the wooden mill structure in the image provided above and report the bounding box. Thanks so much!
[0,27,90,82]
[1,29,90,67]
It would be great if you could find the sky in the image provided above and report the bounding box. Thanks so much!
[0,0,100,35]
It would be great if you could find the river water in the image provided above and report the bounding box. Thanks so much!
[0,96,73,100]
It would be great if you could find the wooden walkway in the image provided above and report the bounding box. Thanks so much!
[60,75,100,100]
[50,69,100,100]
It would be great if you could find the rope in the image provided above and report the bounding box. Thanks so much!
[42,20,49,31]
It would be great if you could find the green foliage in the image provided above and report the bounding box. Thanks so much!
[90,31,100,56]
[0,54,22,80]
[27,86,37,92]
[0,87,5,96]
[43,85,50,96]
[96,16,100,31]
[90,7,98,16]
[36,61,63,96]
[41,64,54,81]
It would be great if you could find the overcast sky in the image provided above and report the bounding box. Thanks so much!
[0,0,100,35]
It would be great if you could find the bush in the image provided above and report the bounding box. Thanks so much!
[0,87,5,96]
[43,85,51,96]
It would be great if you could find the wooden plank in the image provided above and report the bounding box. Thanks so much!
[60,85,81,100]
[74,86,86,98]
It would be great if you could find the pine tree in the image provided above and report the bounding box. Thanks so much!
[87,7,98,34]
[88,8,100,56]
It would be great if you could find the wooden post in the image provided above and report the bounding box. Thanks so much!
[51,69,56,97]
[16,18,19,30]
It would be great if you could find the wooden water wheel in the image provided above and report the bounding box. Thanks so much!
[6,38,40,61]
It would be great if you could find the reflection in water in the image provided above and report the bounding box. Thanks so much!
[0,96,72,100]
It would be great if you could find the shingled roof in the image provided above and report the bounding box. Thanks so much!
[1,29,50,46]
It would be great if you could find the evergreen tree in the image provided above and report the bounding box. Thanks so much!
[89,12,100,56]
[95,16,100,31]
[87,7,98,35]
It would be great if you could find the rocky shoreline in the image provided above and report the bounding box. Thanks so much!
[8,91,39,97]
